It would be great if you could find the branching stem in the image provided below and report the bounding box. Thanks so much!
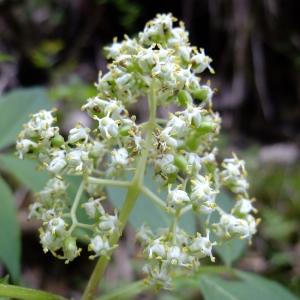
[81,82,157,300]
[141,185,175,215]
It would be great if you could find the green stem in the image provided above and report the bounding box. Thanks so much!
[172,212,179,244]
[179,204,193,217]
[141,185,174,214]
[0,284,67,300]
[87,177,131,188]
[81,83,157,300]
[68,181,84,233]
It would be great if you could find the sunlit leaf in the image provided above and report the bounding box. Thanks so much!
[0,177,20,282]
[0,87,51,149]
[199,271,299,300]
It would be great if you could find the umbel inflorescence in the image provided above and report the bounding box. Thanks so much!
[16,14,258,289]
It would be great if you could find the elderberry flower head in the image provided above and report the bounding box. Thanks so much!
[16,13,258,288]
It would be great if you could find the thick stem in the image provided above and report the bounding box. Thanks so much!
[81,84,157,300]
[0,284,67,300]
[81,185,140,300]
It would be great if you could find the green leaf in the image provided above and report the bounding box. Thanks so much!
[199,271,299,300]
[0,176,21,282]
[215,238,246,267]
[0,87,51,149]
[107,168,195,232]
[96,280,146,300]
[0,154,50,192]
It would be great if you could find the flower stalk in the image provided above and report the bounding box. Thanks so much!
[15,12,258,299]
[82,84,157,300]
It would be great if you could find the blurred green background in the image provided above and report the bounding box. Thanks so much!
[0,0,300,299]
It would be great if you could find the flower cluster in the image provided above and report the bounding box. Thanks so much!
[16,13,258,288]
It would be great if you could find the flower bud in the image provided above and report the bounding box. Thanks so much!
[51,134,65,148]
[177,90,193,106]
[89,235,111,257]
[63,237,81,263]
[174,155,188,173]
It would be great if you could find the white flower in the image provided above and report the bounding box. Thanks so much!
[105,41,123,59]
[89,235,111,257]
[233,198,256,216]
[167,187,190,207]
[98,212,119,233]
[186,152,202,173]
[115,73,132,86]
[105,100,125,120]
[27,110,55,133]
[215,213,256,240]
[21,110,58,141]
[245,215,257,238]
[156,154,177,175]
[191,175,217,212]
[143,262,172,289]
[40,230,63,253]
[201,151,216,164]
[166,246,187,266]
[16,139,37,159]
[47,217,66,235]
[97,116,119,138]
[28,202,43,219]
[83,198,105,219]
[68,125,90,144]
[133,135,143,150]
[176,68,200,91]
[39,178,67,201]
[139,13,174,45]
[41,208,58,221]
[232,178,249,194]
[168,26,189,48]
[221,155,249,195]
[148,238,166,259]
[159,127,178,148]
[82,96,105,115]
[47,151,67,174]
[178,46,191,62]
[191,49,214,74]
[111,148,128,166]
[137,47,156,70]
[66,148,89,172]
[182,105,204,128]
[167,115,188,136]
[189,232,216,261]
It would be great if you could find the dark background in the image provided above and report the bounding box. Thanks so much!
[1,0,300,298]
[1,0,300,143]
